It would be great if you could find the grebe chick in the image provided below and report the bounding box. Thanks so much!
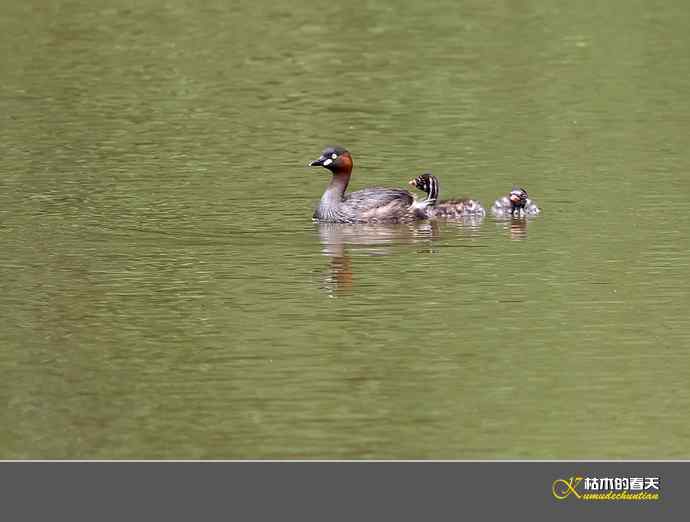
[408,173,486,219]
[491,187,540,218]
[308,146,422,224]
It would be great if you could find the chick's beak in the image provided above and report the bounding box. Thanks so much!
[408,179,417,187]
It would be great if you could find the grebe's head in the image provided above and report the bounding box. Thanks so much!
[509,188,528,209]
[308,146,353,174]
[408,173,433,192]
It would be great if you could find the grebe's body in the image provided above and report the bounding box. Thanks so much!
[491,188,540,218]
[408,173,485,219]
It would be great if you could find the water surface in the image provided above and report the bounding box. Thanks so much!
[1,0,689,458]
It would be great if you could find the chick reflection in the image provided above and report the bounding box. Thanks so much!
[317,222,440,296]
[438,214,485,237]
[495,217,529,240]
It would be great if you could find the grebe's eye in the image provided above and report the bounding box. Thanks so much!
[331,153,337,160]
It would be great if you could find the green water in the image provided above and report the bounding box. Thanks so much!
[1,0,689,458]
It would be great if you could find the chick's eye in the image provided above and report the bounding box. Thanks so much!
[331,153,337,160]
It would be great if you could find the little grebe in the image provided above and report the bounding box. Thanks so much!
[308,146,423,223]
[491,188,540,218]
[408,173,486,219]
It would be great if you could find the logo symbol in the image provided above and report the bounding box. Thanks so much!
[552,476,583,500]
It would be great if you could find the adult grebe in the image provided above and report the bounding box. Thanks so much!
[308,146,424,223]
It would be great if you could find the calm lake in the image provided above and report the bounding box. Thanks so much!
[1,0,689,458]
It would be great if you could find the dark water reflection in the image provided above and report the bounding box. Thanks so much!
[318,222,441,295]
[317,219,492,295]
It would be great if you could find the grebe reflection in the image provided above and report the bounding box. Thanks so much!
[316,222,440,295]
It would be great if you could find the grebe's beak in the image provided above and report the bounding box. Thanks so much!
[308,155,332,168]
[408,179,417,187]
[509,194,521,204]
